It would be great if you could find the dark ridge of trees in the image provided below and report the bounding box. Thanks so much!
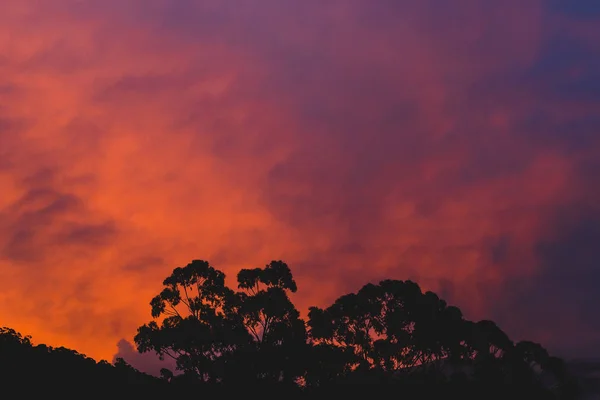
[132,259,581,398]
[0,259,583,399]
[0,326,162,392]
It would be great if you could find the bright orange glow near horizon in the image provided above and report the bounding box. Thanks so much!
[0,1,599,373]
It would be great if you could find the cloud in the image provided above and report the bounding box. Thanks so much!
[0,0,598,367]
[490,207,600,359]
[113,339,176,377]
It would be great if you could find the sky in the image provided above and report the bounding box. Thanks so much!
[0,0,599,375]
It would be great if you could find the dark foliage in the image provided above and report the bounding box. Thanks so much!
[0,326,163,394]
[0,259,583,398]
[132,259,581,398]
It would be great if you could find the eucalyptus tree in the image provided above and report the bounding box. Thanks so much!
[134,260,250,382]
[236,260,307,383]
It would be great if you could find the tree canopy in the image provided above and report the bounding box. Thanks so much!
[0,326,162,393]
[0,259,581,398]
[132,259,580,398]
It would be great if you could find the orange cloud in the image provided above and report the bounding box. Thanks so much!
[0,0,599,365]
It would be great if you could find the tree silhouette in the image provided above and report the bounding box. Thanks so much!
[128,259,579,397]
[134,259,250,382]
[0,258,582,398]
[306,277,575,397]
[236,260,300,345]
[307,280,454,375]
[135,259,306,386]
[232,260,306,384]
[0,326,161,390]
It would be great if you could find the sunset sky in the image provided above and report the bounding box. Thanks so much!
[0,0,599,374]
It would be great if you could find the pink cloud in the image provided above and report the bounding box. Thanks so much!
[0,0,598,365]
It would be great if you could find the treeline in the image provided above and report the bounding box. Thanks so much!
[133,260,579,398]
[0,326,161,389]
[0,260,581,398]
